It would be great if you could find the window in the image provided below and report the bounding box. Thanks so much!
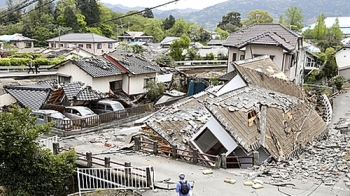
[248,110,257,126]
[144,78,155,88]
[110,80,122,92]
[51,43,55,48]
[86,44,92,49]
[58,76,70,84]
[232,53,237,61]
[240,55,245,60]
[97,43,102,49]
[25,42,32,48]
[108,43,113,49]
[78,44,83,48]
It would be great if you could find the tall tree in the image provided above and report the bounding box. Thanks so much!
[63,7,79,31]
[143,8,154,18]
[166,18,190,37]
[144,19,164,42]
[0,105,77,196]
[77,0,100,26]
[169,34,191,61]
[214,27,229,40]
[242,10,273,26]
[163,15,175,30]
[284,6,303,31]
[311,13,327,39]
[328,17,342,41]
[217,11,242,33]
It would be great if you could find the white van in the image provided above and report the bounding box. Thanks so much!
[90,100,125,114]
[32,109,71,129]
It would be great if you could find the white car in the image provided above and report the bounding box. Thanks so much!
[32,109,71,129]
[64,106,99,127]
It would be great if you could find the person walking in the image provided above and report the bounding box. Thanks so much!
[27,60,34,74]
[176,172,191,196]
[34,62,40,74]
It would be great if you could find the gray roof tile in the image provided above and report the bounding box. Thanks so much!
[113,54,161,75]
[4,85,52,110]
[70,57,123,78]
[47,33,116,43]
[62,82,107,101]
[224,24,302,51]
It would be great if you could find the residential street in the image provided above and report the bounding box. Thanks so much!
[60,91,350,196]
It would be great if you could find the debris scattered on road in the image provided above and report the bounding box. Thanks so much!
[202,169,213,175]
[224,178,236,184]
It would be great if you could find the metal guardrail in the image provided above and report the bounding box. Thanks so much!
[77,166,154,196]
[174,60,228,66]
[0,65,54,72]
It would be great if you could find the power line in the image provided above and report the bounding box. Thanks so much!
[89,0,180,27]
[0,0,39,19]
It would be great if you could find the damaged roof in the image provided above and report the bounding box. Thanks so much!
[52,57,123,78]
[146,57,326,161]
[107,54,161,75]
[62,82,107,101]
[234,62,303,99]
[223,24,302,51]
[4,84,52,110]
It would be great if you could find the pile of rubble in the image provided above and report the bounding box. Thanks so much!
[252,132,350,188]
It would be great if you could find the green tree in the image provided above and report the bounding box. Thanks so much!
[217,11,242,32]
[156,55,175,67]
[166,19,190,37]
[205,52,215,60]
[163,15,175,30]
[334,75,345,90]
[328,17,342,42]
[143,8,154,18]
[284,6,303,31]
[131,44,144,54]
[145,80,165,101]
[312,13,327,39]
[144,19,164,42]
[214,27,229,40]
[0,105,77,196]
[63,7,79,31]
[77,0,100,26]
[242,10,273,26]
[317,47,338,79]
[168,34,191,61]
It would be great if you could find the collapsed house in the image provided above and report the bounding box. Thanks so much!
[145,56,329,167]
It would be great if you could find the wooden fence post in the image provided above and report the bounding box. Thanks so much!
[153,141,158,155]
[221,153,227,169]
[172,145,177,159]
[146,167,153,188]
[105,157,110,168]
[253,151,259,166]
[53,143,59,155]
[134,136,141,151]
[125,162,131,186]
[86,152,92,168]
[192,150,198,164]
[214,155,221,169]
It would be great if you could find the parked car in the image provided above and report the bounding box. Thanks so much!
[90,100,125,114]
[64,106,99,127]
[31,109,71,129]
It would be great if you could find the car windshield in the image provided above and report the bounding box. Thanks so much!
[111,102,124,111]
[78,108,95,116]
[50,112,65,119]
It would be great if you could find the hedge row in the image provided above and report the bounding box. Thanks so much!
[0,57,65,66]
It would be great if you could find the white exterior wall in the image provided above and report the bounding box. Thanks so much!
[336,48,350,69]
[216,75,246,96]
[92,75,123,93]
[339,68,350,81]
[127,73,157,95]
[0,94,16,106]
[57,64,93,86]
[48,42,115,55]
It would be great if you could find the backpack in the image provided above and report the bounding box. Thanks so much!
[179,180,189,195]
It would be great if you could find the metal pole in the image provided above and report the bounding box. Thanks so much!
[58,26,61,48]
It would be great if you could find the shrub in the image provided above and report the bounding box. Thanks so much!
[0,58,11,66]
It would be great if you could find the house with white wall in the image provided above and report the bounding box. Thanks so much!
[223,24,303,85]
[47,33,116,55]
[335,45,350,80]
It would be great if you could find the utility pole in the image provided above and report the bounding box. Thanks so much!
[58,26,62,48]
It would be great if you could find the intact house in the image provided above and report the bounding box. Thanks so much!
[145,56,328,168]
[223,23,304,85]
[160,37,180,48]
[117,31,153,43]
[51,54,164,97]
[0,33,35,49]
[46,33,116,55]
[335,45,350,80]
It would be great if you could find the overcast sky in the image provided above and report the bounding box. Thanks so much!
[99,0,228,10]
